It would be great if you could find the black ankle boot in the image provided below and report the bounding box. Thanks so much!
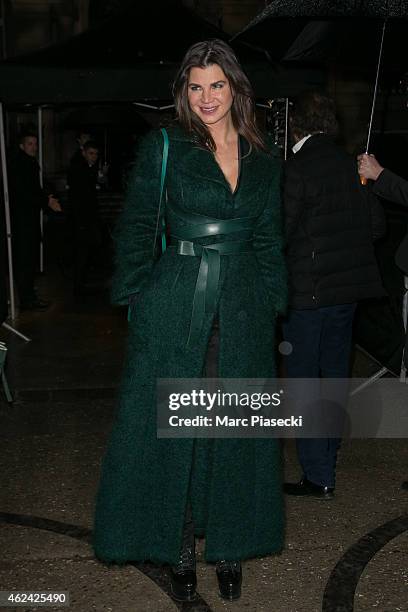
[216,560,242,601]
[169,508,196,601]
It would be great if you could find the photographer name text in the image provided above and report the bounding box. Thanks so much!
[168,415,303,428]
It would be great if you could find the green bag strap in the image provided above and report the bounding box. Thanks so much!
[129,128,169,323]
[153,127,169,255]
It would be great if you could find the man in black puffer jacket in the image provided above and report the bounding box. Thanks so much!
[282,92,385,499]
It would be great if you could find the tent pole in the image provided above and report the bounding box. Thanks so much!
[0,103,30,341]
[2,321,31,342]
[104,128,107,164]
[132,102,175,111]
[284,97,289,161]
[38,106,44,272]
[0,101,16,320]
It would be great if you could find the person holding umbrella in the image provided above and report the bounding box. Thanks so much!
[358,153,408,209]
[358,151,408,493]
[358,152,408,313]
[93,39,286,602]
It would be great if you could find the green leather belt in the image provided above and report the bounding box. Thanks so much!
[167,203,257,347]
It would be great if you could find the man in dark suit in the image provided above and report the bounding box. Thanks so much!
[358,152,408,491]
[67,140,101,295]
[283,92,385,499]
[9,132,61,311]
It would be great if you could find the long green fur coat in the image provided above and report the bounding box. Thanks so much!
[94,125,287,565]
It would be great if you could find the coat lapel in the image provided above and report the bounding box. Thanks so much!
[181,144,229,191]
[168,126,275,200]
[236,139,276,207]
[170,129,233,193]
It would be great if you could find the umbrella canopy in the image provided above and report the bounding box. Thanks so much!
[284,19,408,74]
[234,0,408,74]
[234,1,408,163]
[241,0,408,22]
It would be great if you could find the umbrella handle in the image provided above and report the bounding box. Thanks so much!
[359,149,369,186]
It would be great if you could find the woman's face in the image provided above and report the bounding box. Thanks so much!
[187,64,234,126]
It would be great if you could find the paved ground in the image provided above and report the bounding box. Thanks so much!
[1,261,407,612]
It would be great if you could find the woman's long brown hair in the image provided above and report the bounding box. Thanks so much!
[172,39,267,153]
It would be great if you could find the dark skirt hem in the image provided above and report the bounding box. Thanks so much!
[94,540,284,567]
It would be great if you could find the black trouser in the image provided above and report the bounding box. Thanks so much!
[73,221,102,289]
[13,225,39,304]
[74,224,91,289]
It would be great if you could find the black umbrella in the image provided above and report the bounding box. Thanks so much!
[234,1,408,177]
[235,1,408,71]
[240,0,408,22]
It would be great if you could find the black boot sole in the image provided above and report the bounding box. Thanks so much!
[170,584,197,602]
[219,590,241,601]
[217,574,242,601]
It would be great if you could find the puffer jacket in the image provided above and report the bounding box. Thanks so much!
[284,134,385,309]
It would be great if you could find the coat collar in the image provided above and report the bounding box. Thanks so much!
[167,124,265,195]
[295,133,333,154]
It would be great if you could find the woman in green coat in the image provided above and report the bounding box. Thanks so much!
[94,39,287,602]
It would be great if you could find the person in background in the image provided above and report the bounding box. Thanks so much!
[357,153,408,210]
[70,132,92,165]
[67,140,101,296]
[282,92,385,499]
[9,132,61,311]
[358,151,408,492]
